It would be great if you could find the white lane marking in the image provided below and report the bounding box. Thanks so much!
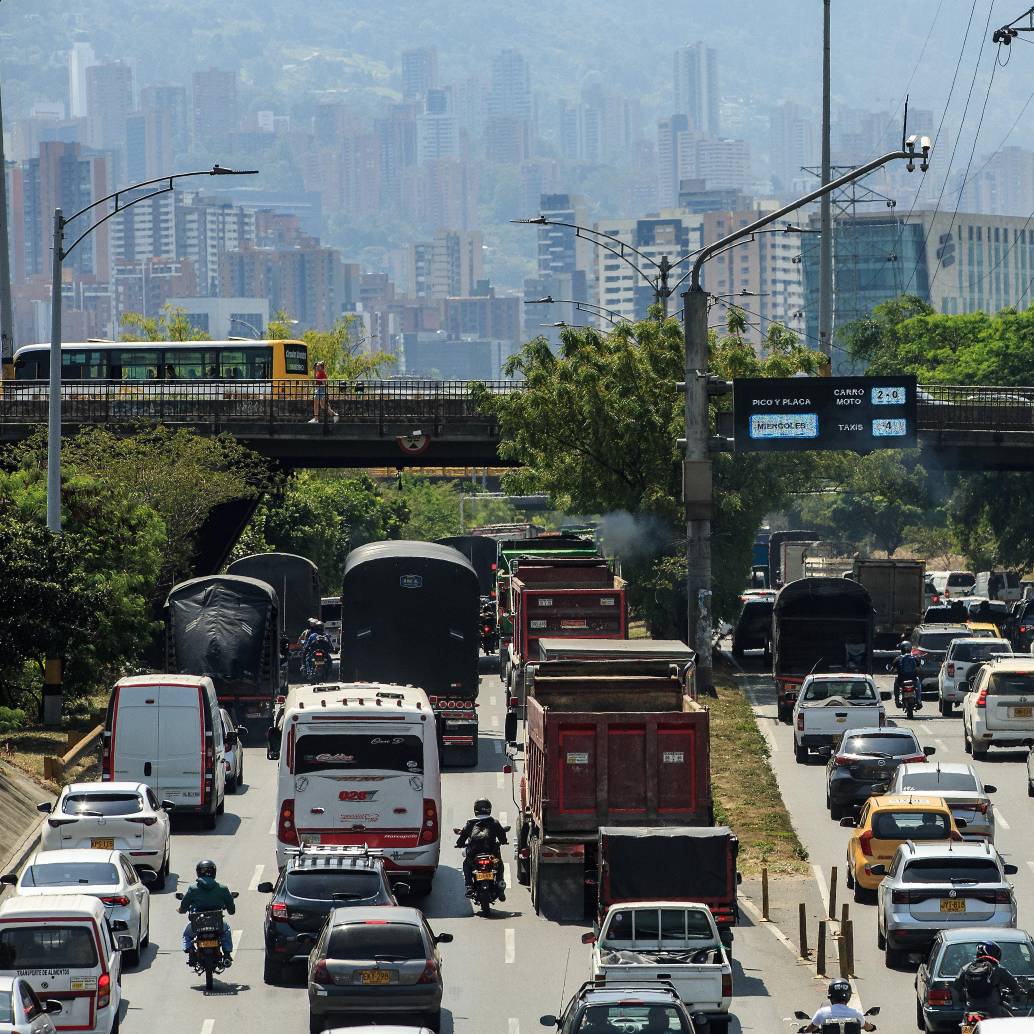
[508,1019,519,1034]
[499,811,509,825]
[200,1021,215,1034]
[489,695,498,707]
[493,740,503,754]
[268,818,276,836]
[490,714,500,729]
[504,927,516,963]
[997,811,1011,830]
[811,863,830,911]
[918,723,932,735]
[496,773,505,789]
[1026,861,1034,877]
[248,864,264,891]
[231,929,242,952]
[504,862,512,888]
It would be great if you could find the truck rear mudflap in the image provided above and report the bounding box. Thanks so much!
[433,709,479,767]
[532,839,590,922]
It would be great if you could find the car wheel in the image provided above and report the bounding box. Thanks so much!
[110,1018,120,1034]
[422,1010,442,1032]
[886,945,905,967]
[829,799,845,821]
[963,722,973,755]
[153,854,167,892]
[939,700,952,716]
[973,740,989,759]
[845,865,854,889]
[237,758,244,789]
[708,1019,730,1034]
[124,933,140,969]
[202,808,217,831]
[263,956,283,985]
[877,923,886,950]
[1028,780,1034,799]
[794,741,807,764]
[308,1015,324,1034]
[916,999,925,1031]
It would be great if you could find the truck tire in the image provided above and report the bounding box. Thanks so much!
[516,823,531,886]
[708,1019,730,1034]
[464,738,479,767]
[939,700,952,716]
[794,741,807,764]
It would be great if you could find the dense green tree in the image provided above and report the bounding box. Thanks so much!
[267,312,395,380]
[119,304,210,342]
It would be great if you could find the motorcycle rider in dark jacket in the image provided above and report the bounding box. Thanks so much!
[456,798,508,901]
[888,640,921,709]
[952,941,1027,1020]
[179,860,236,965]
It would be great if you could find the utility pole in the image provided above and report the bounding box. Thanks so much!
[0,81,13,379]
[819,0,833,362]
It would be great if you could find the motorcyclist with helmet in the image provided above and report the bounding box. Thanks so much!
[802,980,875,1032]
[952,940,1027,1020]
[455,798,508,901]
[302,619,334,679]
[179,859,236,967]
[888,640,921,710]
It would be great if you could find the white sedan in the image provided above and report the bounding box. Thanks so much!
[38,781,173,887]
[2,849,154,967]
[0,976,61,1034]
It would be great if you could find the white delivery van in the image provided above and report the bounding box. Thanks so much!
[0,894,131,1034]
[268,682,442,893]
[102,675,226,829]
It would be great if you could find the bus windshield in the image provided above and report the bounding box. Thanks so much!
[293,732,424,775]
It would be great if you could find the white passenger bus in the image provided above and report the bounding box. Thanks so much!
[268,683,441,893]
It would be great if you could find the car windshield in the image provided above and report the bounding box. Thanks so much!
[843,735,918,756]
[966,601,1009,618]
[803,681,874,702]
[872,812,950,840]
[576,1004,688,1034]
[61,792,142,816]
[988,673,1034,696]
[603,908,715,945]
[286,870,384,902]
[326,923,425,960]
[937,940,1034,977]
[952,643,1011,662]
[22,862,120,887]
[948,573,976,588]
[897,771,979,793]
[0,927,99,969]
[917,632,967,652]
[900,859,1001,884]
[293,733,424,775]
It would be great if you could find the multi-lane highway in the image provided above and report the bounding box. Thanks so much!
[747,661,1034,1027]
[110,673,824,1034]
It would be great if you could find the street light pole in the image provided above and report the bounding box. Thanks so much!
[46,209,64,533]
[682,139,930,695]
[819,0,833,360]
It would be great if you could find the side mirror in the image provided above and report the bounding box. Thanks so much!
[111,920,129,932]
[394,882,411,897]
[231,891,239,899]
[736,871,743,884]
[868,864,887,876]
[839,816,856,828]
[865,1007,880,1017]
[117,935,135,951]
[435,932,454,944]
[924,746,936,756]
[43,1000,63,1016]
[256,881,275,894]
[266,726,282,762]
[175,892,184,900]
[539,1016,559,1028]
[161,800,176,811]
[502,825,511,833]
[36,802,53,814]
[871,783,888,794]
[793,1012,810,1021]
[956,818,968,828]
[0,874,17,886]
[137,868,159,885]
[880,690,893,701]
[502,764,512,775]
[453,828,462,835]
[984,784,998,794]
[1005,864,1019,876]
[581,932,597,944]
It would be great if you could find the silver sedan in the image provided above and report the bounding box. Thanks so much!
[0,976,61,1034]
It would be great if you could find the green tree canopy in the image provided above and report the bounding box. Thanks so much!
[119,304,210,342]
[267,312,396,380]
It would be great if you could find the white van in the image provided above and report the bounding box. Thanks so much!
[929,570,976,599]
[102,675,226,829]
[268,682,441,893]
[0,894,130,1034]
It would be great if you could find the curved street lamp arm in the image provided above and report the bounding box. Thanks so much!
[513,216,664,279]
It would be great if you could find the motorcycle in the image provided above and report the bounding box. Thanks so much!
[792,1005,879,1034]
[176,891,239,992]
[479,597,498,655]
[310,646,331,681]
[454,824,510,916]
[900,676,920,719]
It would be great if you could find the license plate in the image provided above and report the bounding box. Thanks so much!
[835,715,847,723]
[1012,706,1032,718]
[91,838,114,850]
[69,978,96,991]
[199,939,221,948]
[300,834,321,845]
[360,969,391,985]
[962,1025,975,1034]
[940,899,966,913]
[475,871,495,881]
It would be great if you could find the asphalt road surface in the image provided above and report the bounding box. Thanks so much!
[745,654,1034,1028]
[110,669,826,1034]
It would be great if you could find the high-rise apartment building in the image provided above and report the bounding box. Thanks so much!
[673,43,719,135]
[401,47,439,102]
[125,108,172,182]
[769,101,816,193]
[68,41,96,120]
[695,137,752,192]
[444,284,520,347]
[959,146,1034,218]
[416,88,460,163]
[85,62,133,154]
[657,114,690,208]
[405,229,484,299]
[140,85,189,158]
[487,49,532,122]
[112,257,197,324]
[176,194,257,295]
[192,68,238,150]
[536,193,594,282]
[108,191,177,263]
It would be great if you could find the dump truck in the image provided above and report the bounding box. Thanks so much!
[512,657,711,922]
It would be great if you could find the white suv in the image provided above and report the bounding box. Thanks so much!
[938,637,1012,715]
[963,657,1034,758]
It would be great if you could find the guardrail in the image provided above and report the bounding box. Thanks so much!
[916,384,1034,432]
[42,724,103,782]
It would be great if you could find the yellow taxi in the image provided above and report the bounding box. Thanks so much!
[842,794,963,900]
[966,620,1003,638]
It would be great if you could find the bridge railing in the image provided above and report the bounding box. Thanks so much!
[0,378,520,434]
[916,384,1034,432]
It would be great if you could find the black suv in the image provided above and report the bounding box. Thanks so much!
[732,595,773,658]
[910,623,975,692]
[257,844,399,984]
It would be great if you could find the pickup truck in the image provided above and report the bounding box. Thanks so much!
[792,673,889,764]
[585,901,732,1033]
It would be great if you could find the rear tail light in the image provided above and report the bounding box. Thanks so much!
[270,902,288,919]
[994,889,1013,903]
[417,959,439,984]
[97,973,111,1009]
[927,988,952,1006]
[311,959,329,984]
[127,816,157,826]
[1021,625,1030,634]
[858,830,873,857]
[476,856,494,869]
[977,801,990,814]
[975,688,988,708]
[901,754,927,764]
[278,798,299,846]
[912,647,927,657]
[796,713,804,730]
[947,663,956,677]
[508,696,518,708]
[47,817,77,828]
[891,889,909,904]
[721,972,733,997]
[102,896,129,906]
[833,755,852,767]
[419,799,439,845]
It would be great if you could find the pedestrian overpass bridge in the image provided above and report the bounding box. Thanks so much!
[0,379,1031,471]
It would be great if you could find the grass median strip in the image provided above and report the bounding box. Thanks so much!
[710,670,809,876]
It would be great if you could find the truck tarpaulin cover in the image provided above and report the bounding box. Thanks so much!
[436,536,498,595]
[600,826,736,901]
[166,575,276,683]
[340,540,480,697]
[225,553,320,635]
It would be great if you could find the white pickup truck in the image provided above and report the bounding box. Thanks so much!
[584,901,732,1033]
[792,673,888,764]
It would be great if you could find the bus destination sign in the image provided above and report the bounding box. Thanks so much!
[732,375,917,452]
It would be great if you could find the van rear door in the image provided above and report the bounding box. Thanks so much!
[156,684,204,808]
[290,723,427,849]
[109,685,158,785]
